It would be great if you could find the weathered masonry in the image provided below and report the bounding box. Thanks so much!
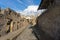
[36,0,60,40]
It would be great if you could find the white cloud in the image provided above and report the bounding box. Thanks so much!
[37,9,47,16]
[20,5,38,16]
[16,5,47,17]
[24,5,38,12]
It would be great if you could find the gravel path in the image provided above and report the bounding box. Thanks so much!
[16,25,37,40]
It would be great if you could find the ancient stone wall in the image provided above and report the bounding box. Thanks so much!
[0,8,29,37]
[36,0,60,40]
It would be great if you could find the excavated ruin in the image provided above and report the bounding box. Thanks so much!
[0,8,29,37]
[0,0,60,40]
[34,0,60,40]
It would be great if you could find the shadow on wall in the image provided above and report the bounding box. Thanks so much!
[31,0,60,40]
[31,24,55,40]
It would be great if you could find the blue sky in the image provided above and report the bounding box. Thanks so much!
[0,0,41,11]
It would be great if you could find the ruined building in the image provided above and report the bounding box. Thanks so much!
[36,0,60,40]
[0,8,28,37]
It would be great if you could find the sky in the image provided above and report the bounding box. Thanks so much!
[0,0,41,11]
[0,0,43,16]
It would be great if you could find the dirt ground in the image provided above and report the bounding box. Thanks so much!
[16,25,37,40]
